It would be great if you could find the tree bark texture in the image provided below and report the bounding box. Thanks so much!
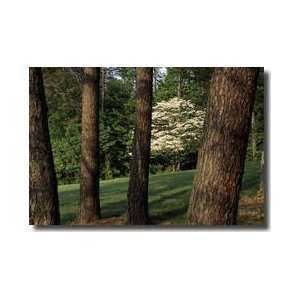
[29,67,60,225]
[127,68,153,224]
[79,67,100,224]
[187,67,259,225]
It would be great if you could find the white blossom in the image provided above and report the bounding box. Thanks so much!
[151,97,205,155]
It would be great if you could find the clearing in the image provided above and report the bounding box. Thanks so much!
[58,161,264,225]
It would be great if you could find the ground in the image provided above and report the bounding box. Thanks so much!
[58,161,264,225]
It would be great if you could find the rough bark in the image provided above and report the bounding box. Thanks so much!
[251,111,257,160]
[187,67,259,225]
[127,68,153,225]
[79,67,100,224]
[29,67,60,225]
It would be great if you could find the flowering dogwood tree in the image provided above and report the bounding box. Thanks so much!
[151,97,205,171]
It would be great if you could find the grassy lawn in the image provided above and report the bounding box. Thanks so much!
[58,161,263,225]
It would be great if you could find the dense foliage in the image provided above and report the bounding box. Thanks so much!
[43,67,264,184]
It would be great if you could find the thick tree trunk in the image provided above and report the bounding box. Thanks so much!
[251,111,257,160]
[127,68,153,225]
[79,67,100,224]
[29,67,60,225]
[187,67,259,225]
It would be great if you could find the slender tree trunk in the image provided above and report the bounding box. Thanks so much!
[251,111,257,160]
[176,159,180,172]
[100,67,106,113]
[177,68,182,98]
[29,67,60,225]
[175,153,180,172]
[127,67,153,225]
[153,67,157,95]
[172,164,176,172]
[260,150,264,192]
[187,67,259,225]
[79,67,100,224]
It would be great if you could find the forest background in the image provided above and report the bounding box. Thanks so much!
[44,67,264,184]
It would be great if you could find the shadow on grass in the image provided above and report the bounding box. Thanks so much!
[149,187,191,223]
[241,176,261,196]
[101,199,127,219]
[60,212,77,224]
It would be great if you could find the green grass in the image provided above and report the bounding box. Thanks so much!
[58,161,262,224]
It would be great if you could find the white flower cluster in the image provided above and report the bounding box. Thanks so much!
[151,97,205,154]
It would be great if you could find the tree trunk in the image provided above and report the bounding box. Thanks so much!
[79,67,100,224]
[260,151,264,192]
[100,67,106,113]
[176,159,180,172]
[175,153,180,172]
[251,111,257,160]
[177,68,182,98]
[127,68,153,225]
[187,67,259,225]
[153,67,157,96]
[172,164,176,172]
[29,67,60,225]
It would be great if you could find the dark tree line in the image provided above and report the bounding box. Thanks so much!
[29,67,261,225]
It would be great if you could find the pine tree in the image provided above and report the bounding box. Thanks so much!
[29,67,60,225]
[187,67,259,225]
[79,67,100,224]
[127,68,153,224]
